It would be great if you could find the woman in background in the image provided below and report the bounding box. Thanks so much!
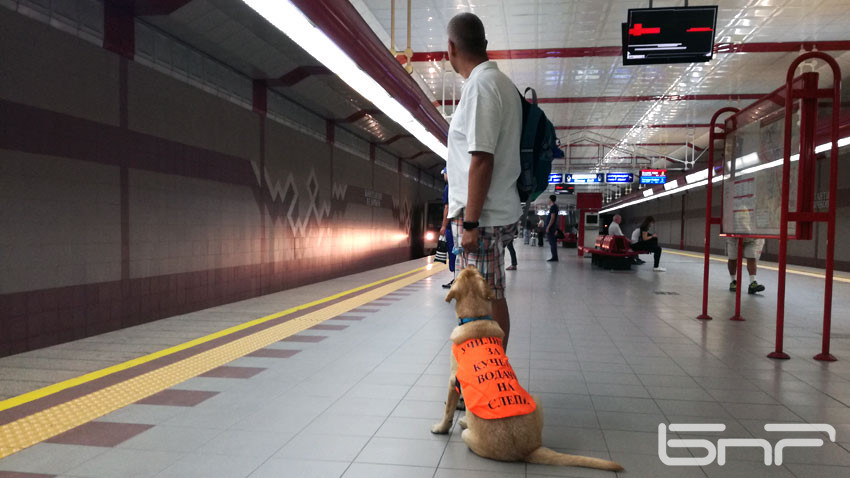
[632,216,665,272]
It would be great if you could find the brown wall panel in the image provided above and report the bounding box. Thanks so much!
[0,8,119,126]
[0,9,439,357]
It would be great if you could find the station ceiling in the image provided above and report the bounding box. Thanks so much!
[354,0,850,171]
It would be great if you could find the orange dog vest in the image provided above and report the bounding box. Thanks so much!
[452,336,536,420]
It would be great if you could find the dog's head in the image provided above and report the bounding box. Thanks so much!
[445,266,494,318]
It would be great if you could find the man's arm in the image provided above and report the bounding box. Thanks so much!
[547,213,556,231]
[461,152,494,251]
[440,204,449,236]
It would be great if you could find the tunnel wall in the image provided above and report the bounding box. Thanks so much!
[0,8,440,356]
[618,148,850,272]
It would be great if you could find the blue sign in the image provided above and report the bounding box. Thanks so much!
[548,173,563,184]
[640,169,666,184]
[565,173,604,184]
[606,173,634,183]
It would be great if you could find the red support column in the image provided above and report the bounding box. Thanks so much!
[811,53,842,362]
[730,238,745,321]
[698,107,739,321]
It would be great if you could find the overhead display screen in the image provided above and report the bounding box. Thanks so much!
[554,183,574,194]
[622,6,718,66]
[565,173,605,184]
[548,173,563,184]
[606,172,634,183]
[640,169,667,184]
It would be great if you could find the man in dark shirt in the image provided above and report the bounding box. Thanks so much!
[439,168,456,288]
[546,194,559,262]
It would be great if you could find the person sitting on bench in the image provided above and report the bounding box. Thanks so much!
[632,216,665,272]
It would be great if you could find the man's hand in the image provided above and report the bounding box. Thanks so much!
[439,226,446,236]
[462,228,480,253]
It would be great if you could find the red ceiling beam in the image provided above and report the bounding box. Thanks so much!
[266,65,332,87]
[567,142,704,151]
[340,109,382,123]
[289,0,448,143]
[556,124,711,130]
[437,93,765,105]
[109,0,191,16]
[383,134,412,145]
[411,41,850,62]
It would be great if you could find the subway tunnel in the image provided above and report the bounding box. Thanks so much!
[1,1,850,477]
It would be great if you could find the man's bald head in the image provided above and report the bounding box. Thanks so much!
[613,214,622,224]
[447,12,488,59]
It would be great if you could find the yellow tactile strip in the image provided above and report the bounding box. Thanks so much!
[665,250,850,284]
[0,264,444,459]
[0,265,433,416]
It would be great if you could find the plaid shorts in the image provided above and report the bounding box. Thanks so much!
[452,218,517,300]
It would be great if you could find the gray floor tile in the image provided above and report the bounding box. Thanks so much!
[307,413,388,437]
[153,453,264,478]
[94,405,186,425]
[116,425,218,452]
[65,448,184,478]
[273,433,370,462]
[197,429,293,458]
[590,396,662,415]
[247,458,348,478]
[356,437,447,467]
[542,426,608,452]
[341,463,436,478]
[607,452,708,477]
[701,460,796,478]
[0,443,106,475]
[375,416,451,441]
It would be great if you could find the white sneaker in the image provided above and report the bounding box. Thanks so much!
[653,266,667,272]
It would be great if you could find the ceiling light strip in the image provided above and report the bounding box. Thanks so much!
[602,137,849,214]
[243,0,447,160]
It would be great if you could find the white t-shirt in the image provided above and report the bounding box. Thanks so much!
[447,61,522,227]
[631,228,641,243]
[608,221,624,237]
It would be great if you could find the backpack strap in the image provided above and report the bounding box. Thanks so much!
[524,87,538,106]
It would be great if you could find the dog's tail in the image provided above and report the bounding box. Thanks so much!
[525,447,623,471]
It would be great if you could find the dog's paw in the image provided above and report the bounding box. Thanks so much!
[430,422,451,434]
[458,417,468,429]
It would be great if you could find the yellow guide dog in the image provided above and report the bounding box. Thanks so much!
[431,267,623,472]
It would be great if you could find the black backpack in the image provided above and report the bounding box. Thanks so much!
[516,87,556,202]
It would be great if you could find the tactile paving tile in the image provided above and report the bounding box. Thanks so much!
[0,265,444,459]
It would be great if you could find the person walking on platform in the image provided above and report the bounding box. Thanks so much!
[546,195,559,262]
[445,12,521,350]
[439,168,457,289]
[727,238,766,294]
[632,216,665,272]
[536,218,545,246]
[506,222,518,270]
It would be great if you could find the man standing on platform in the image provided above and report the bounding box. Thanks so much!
[546,195,559,262]
[727,238,766,294]
[445,12,521,350]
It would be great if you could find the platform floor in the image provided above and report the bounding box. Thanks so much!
[1,243,849,478]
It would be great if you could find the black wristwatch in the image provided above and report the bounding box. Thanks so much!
[462,220,480,231]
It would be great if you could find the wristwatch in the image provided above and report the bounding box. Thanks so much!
[462,220,479,231]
